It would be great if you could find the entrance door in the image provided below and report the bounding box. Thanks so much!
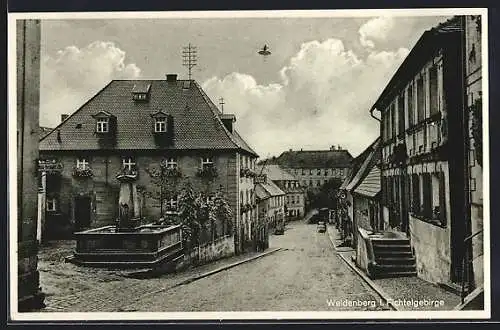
[74,196,91,230]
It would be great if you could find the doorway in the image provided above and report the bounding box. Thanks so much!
[74,196,91,230]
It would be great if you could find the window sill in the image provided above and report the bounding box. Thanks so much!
[410,213,446,228]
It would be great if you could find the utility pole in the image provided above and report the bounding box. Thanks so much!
[182,43,197,80]
[219,97,225,114]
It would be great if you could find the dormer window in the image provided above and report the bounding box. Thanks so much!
[92,110,116,137]
[97,118,109,133]
[132,82,151,102]
[155,117,167,132]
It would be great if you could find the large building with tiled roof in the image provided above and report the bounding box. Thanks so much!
[257,164,305,219]
[268,147,353,190]
[39,74,259,254]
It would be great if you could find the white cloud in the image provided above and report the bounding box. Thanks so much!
[203,38,408,157]
[41,41,141,127]
[359,16,395,48]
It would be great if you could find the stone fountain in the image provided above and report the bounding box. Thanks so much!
[66,168,184,270]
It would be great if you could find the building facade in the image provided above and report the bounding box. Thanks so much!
[39,76,258,255]
[16,19,45,311]
[372,17,482,290]
[255,175,286,233]
[464,15,484,292]
[257,164,305,219]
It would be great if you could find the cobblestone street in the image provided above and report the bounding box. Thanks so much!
[39,220,390,312]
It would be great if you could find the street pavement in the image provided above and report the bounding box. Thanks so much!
[38,220,391,312]
[121,221,390,312]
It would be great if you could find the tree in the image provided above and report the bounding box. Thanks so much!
[308,177,343,210]
[144,162,182,217]
[178,182,202,247]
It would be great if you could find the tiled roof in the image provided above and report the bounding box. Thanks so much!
[256,164,297,181]
[39,79,258,157]
[255,180,286,199]
[272,149,353,169]
[39,126,54,139]
[354,166,381,198]
[344,138,380,192]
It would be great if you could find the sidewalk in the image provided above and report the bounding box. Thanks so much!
[326,225,461,311]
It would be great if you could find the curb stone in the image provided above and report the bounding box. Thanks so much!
[325,226,398,311]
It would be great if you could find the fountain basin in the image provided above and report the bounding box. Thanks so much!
[67,224,184,269]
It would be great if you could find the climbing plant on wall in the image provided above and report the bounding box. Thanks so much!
[471,96,483,167]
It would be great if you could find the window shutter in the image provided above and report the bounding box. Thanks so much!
[439,171,447,225]
[411,174,419,214]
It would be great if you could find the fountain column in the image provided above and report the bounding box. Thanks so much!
[116,170,139,231]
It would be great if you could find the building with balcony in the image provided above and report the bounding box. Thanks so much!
[38,75,258,255]
[257,164,305,220]
[370,16,484,294]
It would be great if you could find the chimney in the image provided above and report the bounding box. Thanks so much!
[338,145,342,150]
[289,148,292,152]
[330,145,335,151]
[221,114,236,133]
[61,114,69,123]
[166,74,178,83]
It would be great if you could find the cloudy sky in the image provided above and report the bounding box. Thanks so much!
[39,13,450,158]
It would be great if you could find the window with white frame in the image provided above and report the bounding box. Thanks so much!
[122,157,136,171]
[46,197,57,211]
[155,117,167,132]
[163,157,177,169]
[96,118,109,133]
[201,157,214,169]
[76,157,89,170]
[166,196,178,210]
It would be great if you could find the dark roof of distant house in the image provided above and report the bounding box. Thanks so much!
[39,79,258,156]
[255,180,286,199]
[371,16,462,113]
[256,164,297,181]
[272,149,353,169]
[39,126,54,139]
[342,138,380,192]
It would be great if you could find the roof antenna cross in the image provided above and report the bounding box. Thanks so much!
[182,43,197,80]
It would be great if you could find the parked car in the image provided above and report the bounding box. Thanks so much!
[317,221,326,233]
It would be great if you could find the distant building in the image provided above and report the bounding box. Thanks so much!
[39,75,259,255]
[17,19,45,311]
[255,174,286,234]
[257,164,305,219]
[269,147,353,189]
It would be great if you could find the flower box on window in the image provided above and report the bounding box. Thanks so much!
[117,165,139,179]
[197,166,218,178]
[163,167,183,178]
[72,167,93,178]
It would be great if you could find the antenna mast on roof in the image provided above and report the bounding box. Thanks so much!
[182,43,197,80]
